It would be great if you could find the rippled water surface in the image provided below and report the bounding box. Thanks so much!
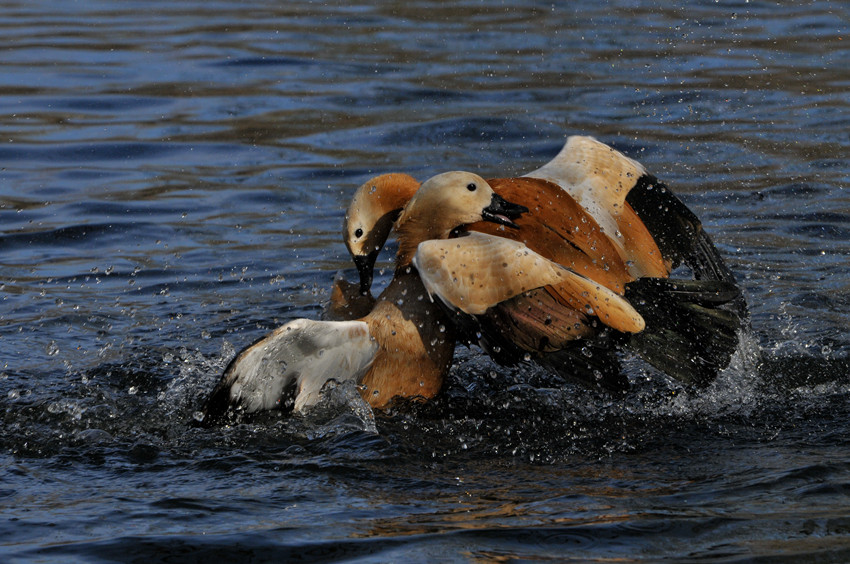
[2,1,849,561]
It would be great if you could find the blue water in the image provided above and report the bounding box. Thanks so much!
[2,1,849,561]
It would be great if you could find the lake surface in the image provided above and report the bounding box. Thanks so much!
[2,1,849,561]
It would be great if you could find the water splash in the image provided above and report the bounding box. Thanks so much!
[303,379,378,436]
[654,328,763,419]
[157,341,235,419]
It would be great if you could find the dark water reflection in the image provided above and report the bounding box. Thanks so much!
[2,1,849,561]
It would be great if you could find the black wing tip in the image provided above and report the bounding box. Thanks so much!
[624,276,748,388]
[626,174,703,269]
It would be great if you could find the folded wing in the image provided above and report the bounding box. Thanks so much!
[413,232,645,334]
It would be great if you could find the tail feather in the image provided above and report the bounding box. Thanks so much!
[688,229,749,320]
[624,277,745,387]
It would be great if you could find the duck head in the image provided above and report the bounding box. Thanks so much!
[395,171,528,266]
[343,173,420,295]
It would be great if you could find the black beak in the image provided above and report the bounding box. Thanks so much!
[353,250,379,295]
[481,193,528,229]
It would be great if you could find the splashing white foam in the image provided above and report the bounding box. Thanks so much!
[158,341,235,418]
[303,379,377,436]
[656,328,763,418]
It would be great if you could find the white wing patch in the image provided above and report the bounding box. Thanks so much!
[414,232,566,315]
[413,232,644,333]
[222,319,378,413]
[525,135,645,247]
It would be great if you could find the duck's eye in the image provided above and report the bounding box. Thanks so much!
[354,228,364,238]
[467,183,477,192]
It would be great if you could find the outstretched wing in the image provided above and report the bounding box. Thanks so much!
[201,318,378,423]
[413,232,644,334]
[526,135,669,279]
[526,135,643,223]
[526,135,641,224]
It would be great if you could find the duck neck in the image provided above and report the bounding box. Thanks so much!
[367,267,456,365]
[394,219,452,268]
[361,268,456,407]
[374,267,454,340]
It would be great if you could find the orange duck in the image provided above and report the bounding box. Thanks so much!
[335,136,747,391]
